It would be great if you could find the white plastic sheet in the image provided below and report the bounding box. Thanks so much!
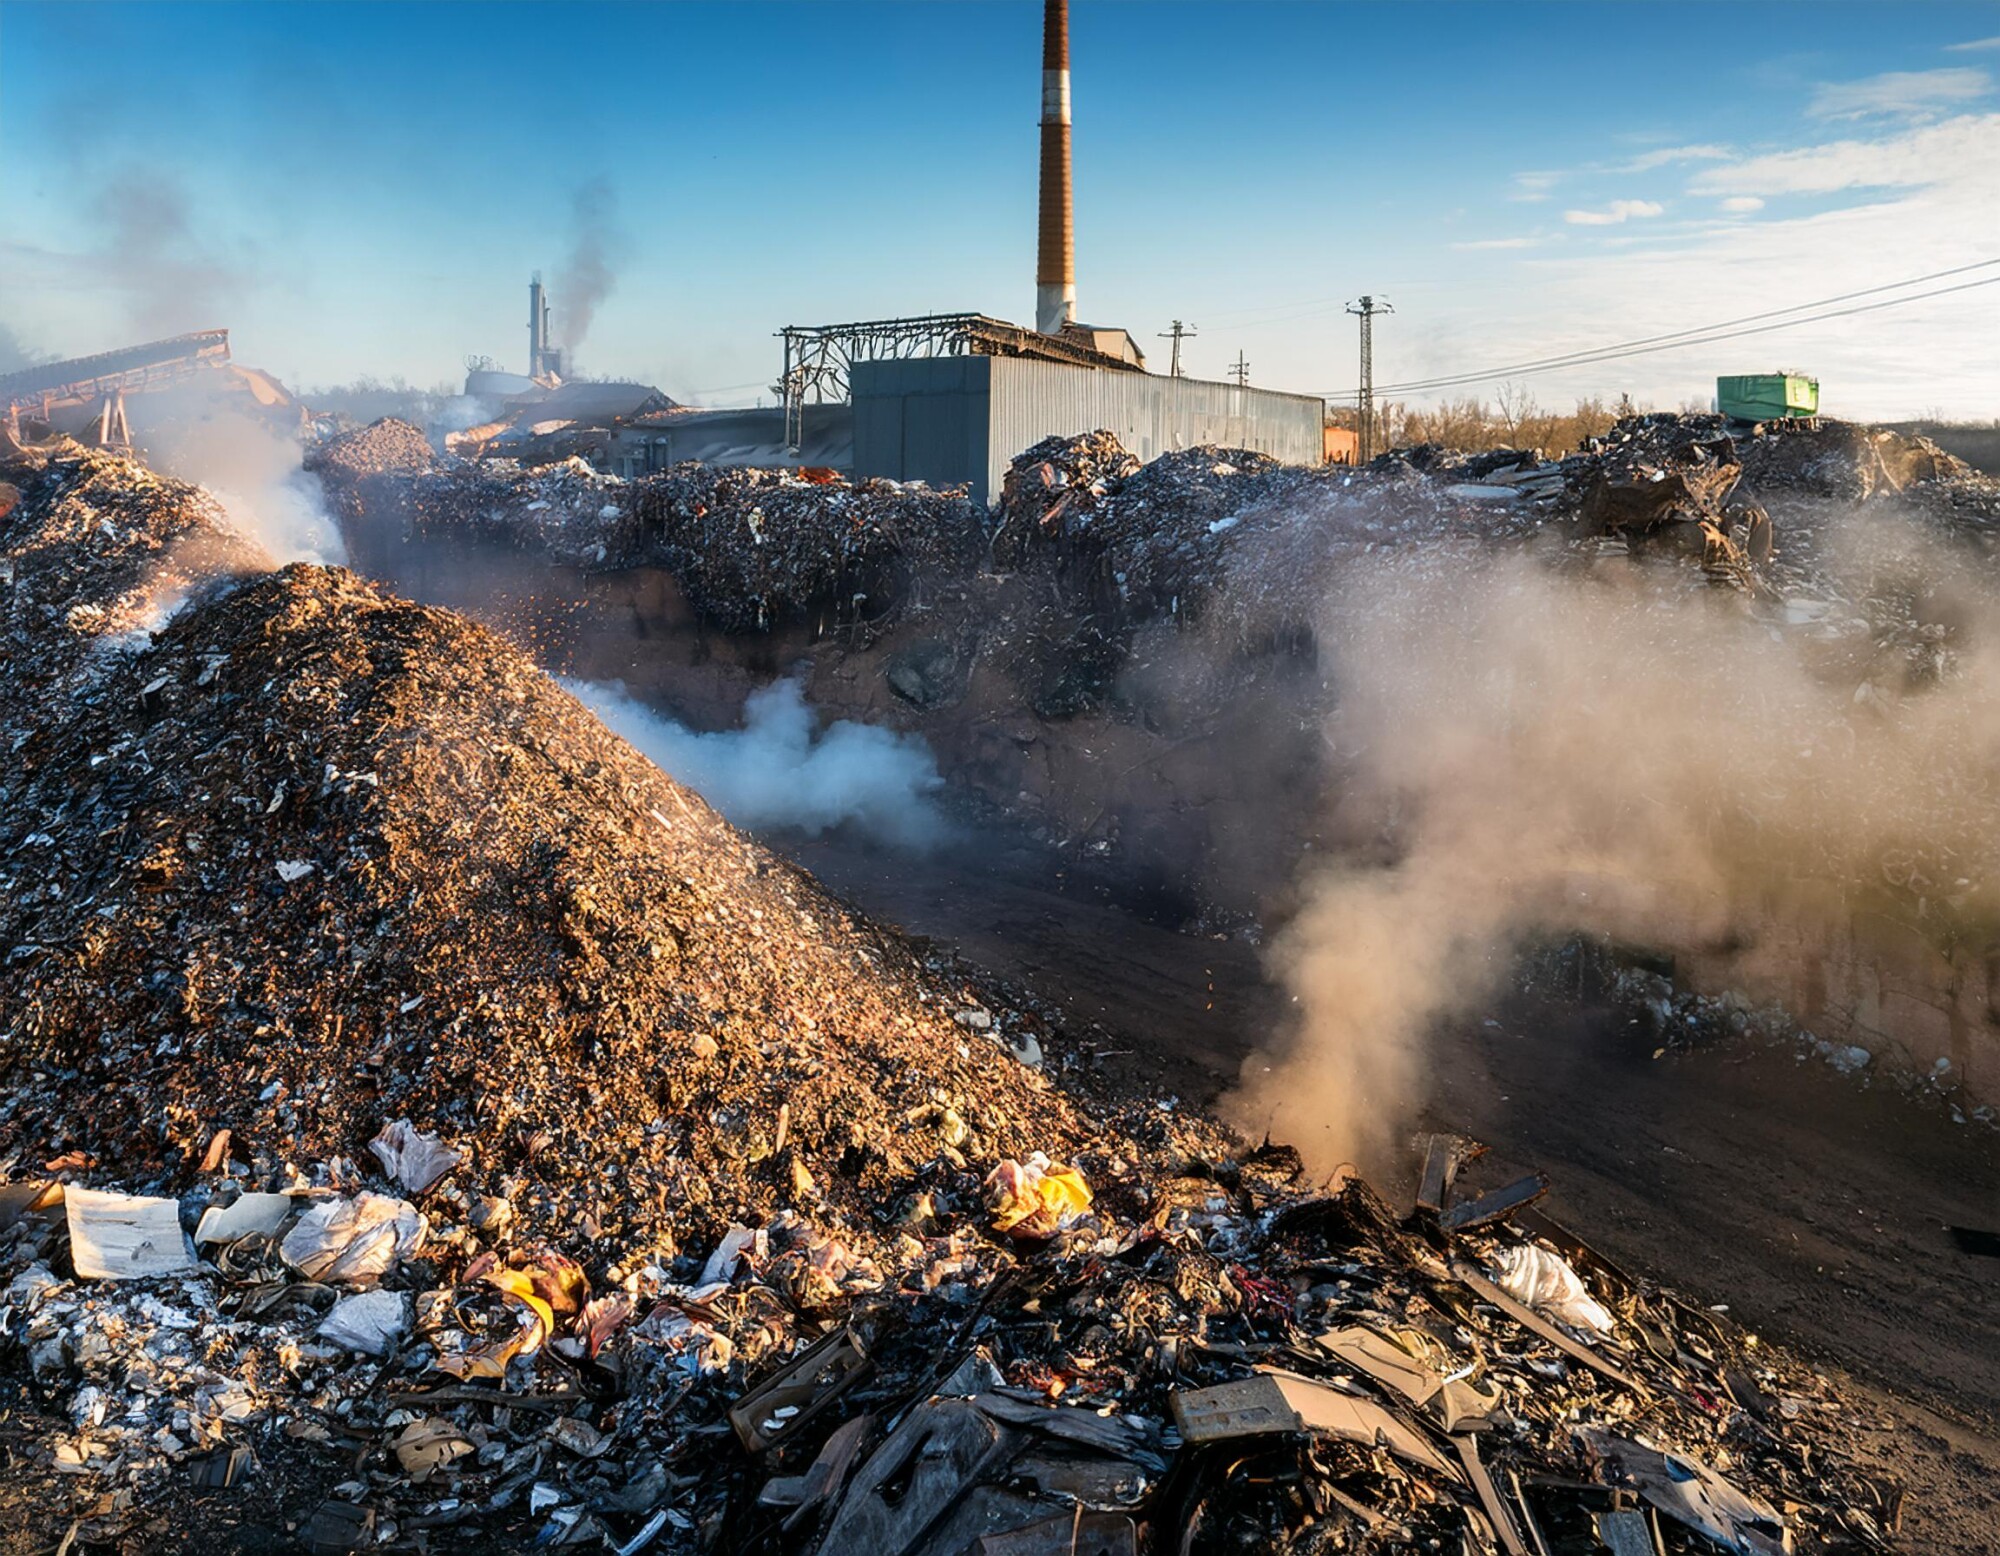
[1488,1243,1615,1334]
[280,1193,426,1284]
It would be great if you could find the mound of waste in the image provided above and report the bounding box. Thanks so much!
[317,452,985,634]
[0,442,269,715]
[304,417,438,483]
[1,446,1914,1553]
[1,451,1089,1224]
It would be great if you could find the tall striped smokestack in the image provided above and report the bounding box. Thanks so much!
[1036,0,1075,336]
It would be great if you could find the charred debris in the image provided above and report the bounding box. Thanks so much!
[0,430,1964,1550]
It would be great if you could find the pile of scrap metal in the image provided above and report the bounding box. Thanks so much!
[0,330,301,454]
[1567,416,1773,583]
[1736,420,1967,505]
[313,433,986,633]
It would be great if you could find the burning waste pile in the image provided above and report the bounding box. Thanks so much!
[0,441,1926,1550]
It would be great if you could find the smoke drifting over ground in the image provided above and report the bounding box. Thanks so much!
[569,678,947,849]
[554,180,621,362]
[144,409,345,565]
[1227,515,2000,1174]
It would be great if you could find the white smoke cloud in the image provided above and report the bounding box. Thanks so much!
[568,678,947,849]
[144,409,346,565]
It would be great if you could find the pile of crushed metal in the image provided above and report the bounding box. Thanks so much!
[312,422,984,634]
[0,445,1909,1551]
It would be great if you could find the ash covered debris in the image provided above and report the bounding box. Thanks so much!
[0,444,1933,1551]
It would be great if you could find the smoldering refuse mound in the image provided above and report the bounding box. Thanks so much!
[0,449,1094,1263]
[0,444,1924,1556]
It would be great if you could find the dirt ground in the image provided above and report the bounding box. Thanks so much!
[794,828,2000,1554]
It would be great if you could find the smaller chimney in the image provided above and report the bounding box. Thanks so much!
[1036,0,1075,335]
[528,274,547,378]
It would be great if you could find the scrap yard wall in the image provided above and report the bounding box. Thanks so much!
[852,357,1325,504]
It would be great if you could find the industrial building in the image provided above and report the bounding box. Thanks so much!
[460,0,1327,501]
[851,356,1325,504]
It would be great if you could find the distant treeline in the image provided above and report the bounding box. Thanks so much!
[1325,388,2000,472]
[1326,388,1644,459]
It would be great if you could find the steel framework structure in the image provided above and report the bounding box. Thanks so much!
[0,330,232,421]
[776,312,1137,452]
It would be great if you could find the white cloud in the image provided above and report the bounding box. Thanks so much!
[1808,67,1990,120]
[1945,36,2000,53]
[1509,171,1559,202]
[1619,144,1732,172]
[1719,195,1765,213]
[1688,113,2000,194]
[1432,112,2000,418]
[1451,236,1546,251]
[1564,199,1665,226]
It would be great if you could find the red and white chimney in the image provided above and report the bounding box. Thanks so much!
[1036,0,1075,336]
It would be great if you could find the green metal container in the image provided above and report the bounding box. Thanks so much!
[1717,373,1818,421]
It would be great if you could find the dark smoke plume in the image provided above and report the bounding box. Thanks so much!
[89,169,246,336]
[554,180,621,361]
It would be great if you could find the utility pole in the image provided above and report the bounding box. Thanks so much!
[1157,320,1197,378]
[1345,295,1392,462]
[1227,350,1250,387]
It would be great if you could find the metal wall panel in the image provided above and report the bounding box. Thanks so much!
[852,357,1324,503]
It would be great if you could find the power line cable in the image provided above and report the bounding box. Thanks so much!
[1318,264,2000,398]
[1242,256,2000,356]
[1370,260,2000,395]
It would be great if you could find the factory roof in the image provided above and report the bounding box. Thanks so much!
[511,380,676,424]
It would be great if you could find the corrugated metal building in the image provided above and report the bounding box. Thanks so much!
[851,358,1325,503]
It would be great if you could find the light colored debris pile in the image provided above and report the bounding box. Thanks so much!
[0,440,268,714]
[304,418,438,484]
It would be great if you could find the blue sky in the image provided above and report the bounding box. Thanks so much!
[3,1,1997,416]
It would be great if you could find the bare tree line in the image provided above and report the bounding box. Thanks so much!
[1327,385,1700,459]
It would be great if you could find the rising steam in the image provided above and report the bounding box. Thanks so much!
[1227,514,2000,1174]
[569,678,947,849]
[144,409,346,565]
[554,180,621,361]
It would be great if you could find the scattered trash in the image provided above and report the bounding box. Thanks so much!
[279,1193,426,1284]
[984,1154,1093,1236]
[193,1191,294,1245]
[63,1188,197,1280]
[1170,1371,1453,1472]
[392,1416,476,1482]
[368,1118,464,1195]
[1583,1427,1793,1556]
[1488,1241,1617,1334]
[185,1444,253,1490]
[318,1288,412,1355]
